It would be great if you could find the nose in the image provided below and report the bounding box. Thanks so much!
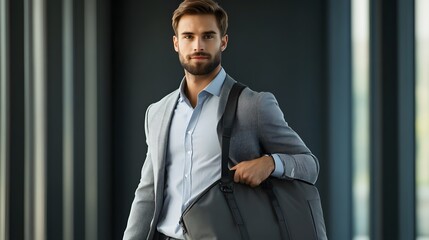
[193,38,204,52]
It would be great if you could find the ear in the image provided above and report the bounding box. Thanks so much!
[173,35,179,52]
[221,34,228,52]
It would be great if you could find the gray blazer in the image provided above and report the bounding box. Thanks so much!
[123,75,319,240]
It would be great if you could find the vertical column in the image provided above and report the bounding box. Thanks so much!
[63,0,74,239]
[23,0,32,238]
[370,1,399,239]
[85,0,98,239]
[398,0,415,239]
[24,0,47,239]
[95,0,111,238]
[0,0,10,240]
[369,1,383,238]
[33,1,47,238]
[326,0,353,239]
[370,0,415,239]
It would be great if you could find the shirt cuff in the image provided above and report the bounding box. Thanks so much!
[270,154,284,178]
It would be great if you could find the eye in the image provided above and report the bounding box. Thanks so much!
[203,34,214,39]
[183,35,193,39]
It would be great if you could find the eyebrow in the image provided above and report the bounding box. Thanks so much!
[180,31,217,35]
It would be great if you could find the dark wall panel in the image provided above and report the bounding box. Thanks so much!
[220,1,325,157]
[9,0,25,239]
[46,0,64,239]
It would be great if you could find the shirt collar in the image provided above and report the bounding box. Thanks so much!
[178,68,226,102]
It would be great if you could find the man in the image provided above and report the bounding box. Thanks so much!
[123,0,319,239]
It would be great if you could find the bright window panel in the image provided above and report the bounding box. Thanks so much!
[352,0,370,239]
[416,0,429,239]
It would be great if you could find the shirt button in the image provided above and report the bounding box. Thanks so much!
[185,174,188,178]
[188,151,192,155]
[187,131,192,135]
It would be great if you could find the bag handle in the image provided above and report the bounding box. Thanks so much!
[221,82,246,182]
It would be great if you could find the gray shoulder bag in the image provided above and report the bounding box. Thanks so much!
[180,82,328,240]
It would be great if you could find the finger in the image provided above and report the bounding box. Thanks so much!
[233,170,240,183]
[247,178,259,188]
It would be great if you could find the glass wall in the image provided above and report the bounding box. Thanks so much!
[416,0,429,239]
[352,0,370,239]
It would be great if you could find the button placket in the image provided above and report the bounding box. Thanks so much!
[182,92,207,209]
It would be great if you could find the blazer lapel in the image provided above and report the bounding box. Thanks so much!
[154,91,179,177]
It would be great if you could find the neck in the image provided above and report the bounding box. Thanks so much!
[184,65,221,108]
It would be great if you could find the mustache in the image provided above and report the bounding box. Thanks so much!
[188,52,211,58]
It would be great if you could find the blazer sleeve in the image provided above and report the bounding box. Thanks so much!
[123,105,156,240]
[257,92,319,184]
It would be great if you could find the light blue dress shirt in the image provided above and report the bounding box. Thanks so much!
[157,68,284,239]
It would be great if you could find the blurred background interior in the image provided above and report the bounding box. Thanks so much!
[0,0,428,239]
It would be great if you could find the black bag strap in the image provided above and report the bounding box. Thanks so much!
[220,82,250,240]
[220,82,291,240]
[221,82,246,181]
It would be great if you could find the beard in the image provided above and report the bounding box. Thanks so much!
[179,50,222,75]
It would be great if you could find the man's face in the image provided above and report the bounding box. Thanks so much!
[173,14,228,76]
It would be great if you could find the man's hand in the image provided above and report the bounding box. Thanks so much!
[231,155,275,187]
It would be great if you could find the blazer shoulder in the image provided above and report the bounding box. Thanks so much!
[239,86,277,105]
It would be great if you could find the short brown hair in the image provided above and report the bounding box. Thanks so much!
[172,0,228,36]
